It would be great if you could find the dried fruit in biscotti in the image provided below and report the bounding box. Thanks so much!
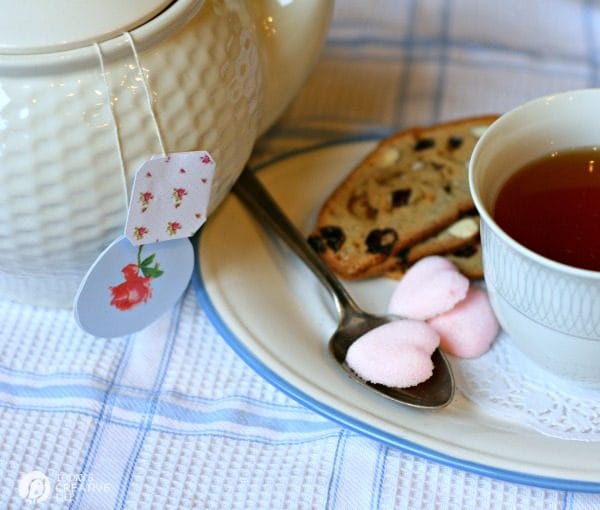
[445,242,483,279]
[308,115,497,279]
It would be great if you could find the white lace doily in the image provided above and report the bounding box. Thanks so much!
[452,332,600,442]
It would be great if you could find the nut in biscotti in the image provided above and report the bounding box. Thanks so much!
[309,115,497,279]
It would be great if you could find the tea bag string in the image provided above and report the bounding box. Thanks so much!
[124,31,167,158]
[94,42,130,209]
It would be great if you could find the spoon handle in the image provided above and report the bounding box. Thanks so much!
[233,168,360,316]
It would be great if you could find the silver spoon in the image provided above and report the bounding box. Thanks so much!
[232,168,455,409]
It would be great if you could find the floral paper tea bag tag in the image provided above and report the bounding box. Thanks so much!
[74,151,215,337]
[125,151,215,244]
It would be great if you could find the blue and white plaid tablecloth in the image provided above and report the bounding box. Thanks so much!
[2,1,600,508]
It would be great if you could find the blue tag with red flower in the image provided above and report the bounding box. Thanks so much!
[74,236,194,337]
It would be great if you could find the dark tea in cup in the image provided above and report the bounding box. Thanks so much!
[493,147,600,271]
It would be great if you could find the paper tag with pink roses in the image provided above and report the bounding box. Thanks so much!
[125,151,215,245]
[74,151,215,337]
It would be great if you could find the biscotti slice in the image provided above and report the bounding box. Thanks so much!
[360,213,480,277]
[403,213,479,264]
[387,242,483,280]
[309,115,496,279]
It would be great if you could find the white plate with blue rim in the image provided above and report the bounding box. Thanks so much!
[193,139,600,492]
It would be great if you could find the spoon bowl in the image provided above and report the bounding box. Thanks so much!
[330,310,454,408]
[233,168,455,409]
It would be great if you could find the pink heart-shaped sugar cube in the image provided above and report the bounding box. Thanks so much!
[387,256,470,320]
[428,287,499,358]
[346,320,440,388]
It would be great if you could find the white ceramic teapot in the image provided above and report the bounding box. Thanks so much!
[0,0,333,307]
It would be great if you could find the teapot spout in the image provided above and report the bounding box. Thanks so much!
[249,0,334,134]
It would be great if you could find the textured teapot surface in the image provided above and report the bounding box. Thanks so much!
[0,0,333,307]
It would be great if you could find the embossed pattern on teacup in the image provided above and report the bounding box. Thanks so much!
[481,222,600,339]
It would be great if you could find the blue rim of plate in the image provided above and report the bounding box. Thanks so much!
[192,138,600,494]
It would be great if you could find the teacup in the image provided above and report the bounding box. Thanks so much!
[469,88,600,387]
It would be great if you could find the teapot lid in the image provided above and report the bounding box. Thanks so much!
[0,0,174,54]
